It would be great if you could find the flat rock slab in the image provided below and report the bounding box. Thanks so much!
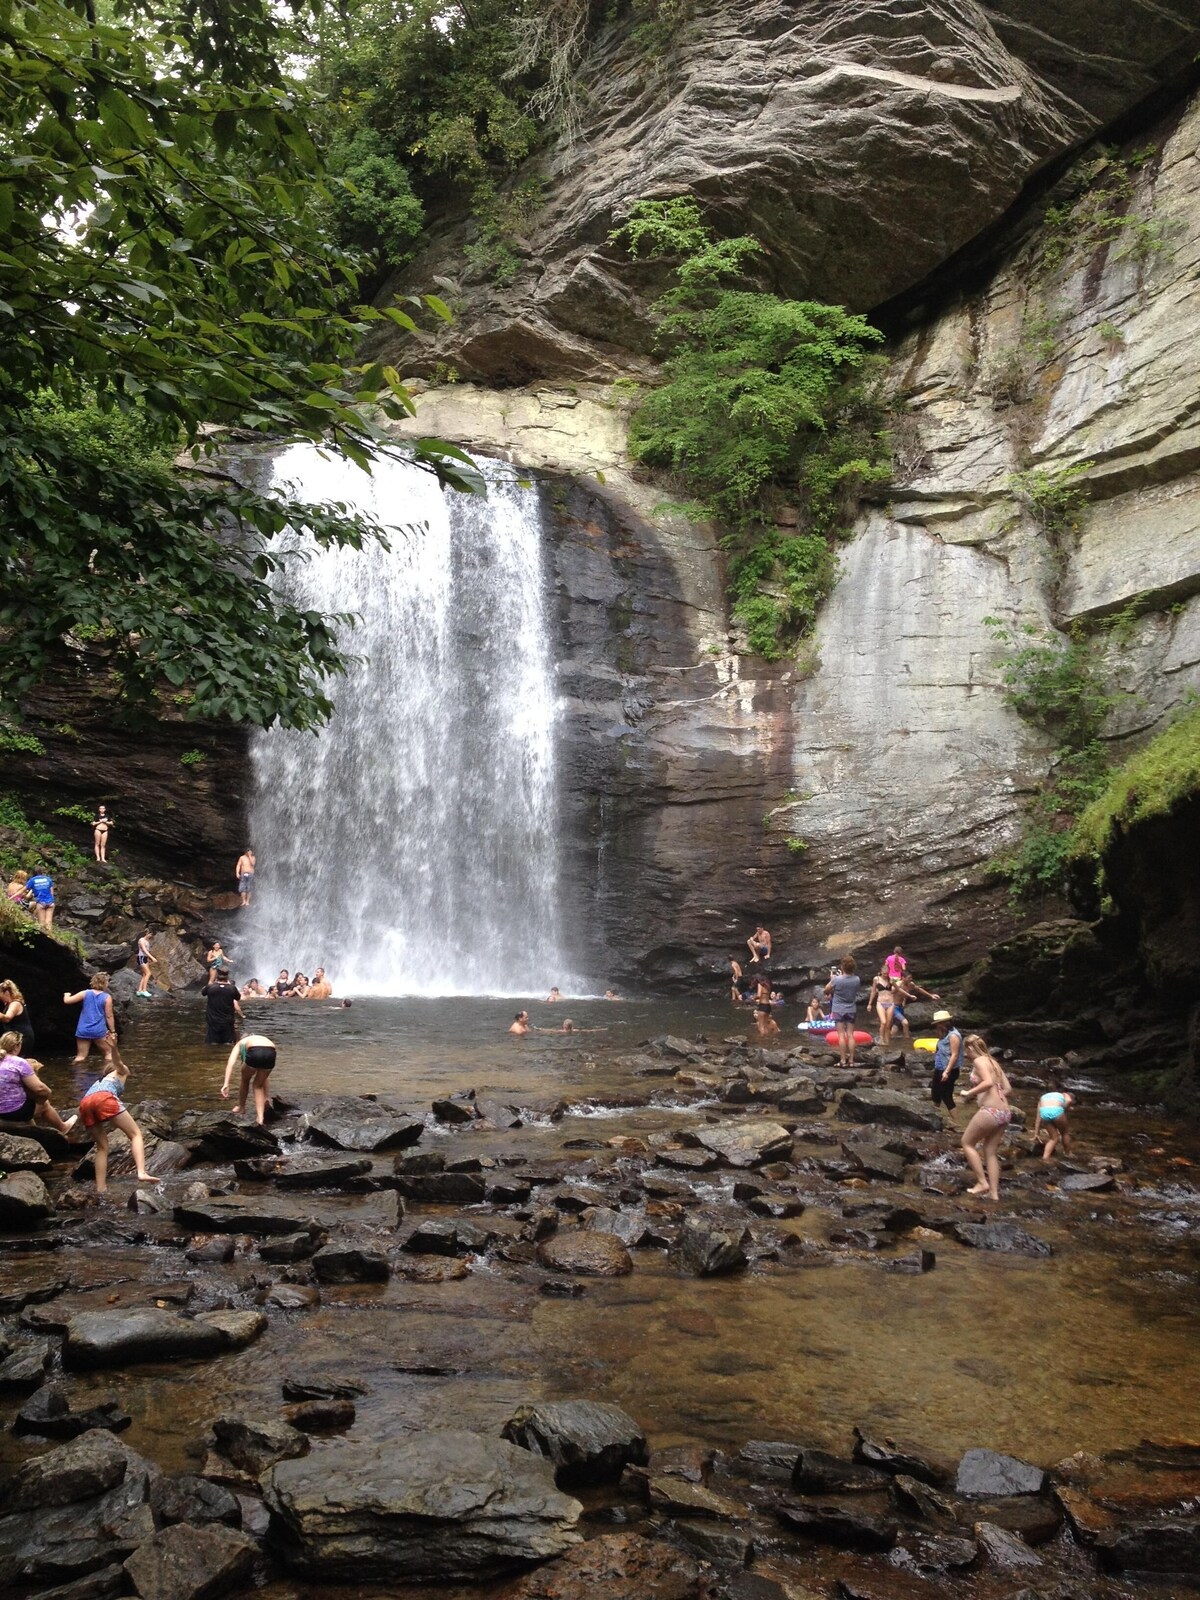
[838,1090,942,1132]
[63,1308,265,1370]
[491,1529,698,1600]
[693,1120,793,1168]
[265,1431,582,1581]
[776,1500,897,1551]
[302,1101,424,1152]
[172,1112,279,1159]
[953,1222,1052,1258]
[1059,1171,1116,1194]
[233,1154,373,1188]
[124,1522,258,1600]
[503,1401,648,1485]
[537,1232,633,1277]
[173,1195,325,1238]
[214,1414,309,1475]
[956,1448,1046,1497]
[24,1281,196,1333]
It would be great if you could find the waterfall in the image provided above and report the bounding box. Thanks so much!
[244,444,574,996]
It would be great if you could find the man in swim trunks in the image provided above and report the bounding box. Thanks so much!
[235,848,255,908]
[747,925,772,965]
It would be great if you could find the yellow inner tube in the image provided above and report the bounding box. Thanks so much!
[913,1037,938,1052]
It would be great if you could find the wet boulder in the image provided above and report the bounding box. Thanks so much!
[956,1449,1046,1497]
[677,1212,750,1276]
[953,1222,1052,1258]
[233,1154,373,1189]
[283,1398,356,1433]
[537,1231,633,1277]
[150,1474,242,1528]
[842,1143,908,1183]
[258,1231,321,1263]
[172,1112,279,1159]
[311,1244,390,1283]
[502,1401,648,1485]
[63,1308,265,1370]
[0,1169,53,1227]
[837,1089,942,1131]
[1097,1516,1200,1574]
[776,1499,897,1550]
[791,1450,885,1495]
[0,1433,156,1588]
[432,1095,477,1125]
[973,1520,1043,1569]
[124,1523,258,1600]
[265,1283,321,1310]
[394,1170,487,1204]
[173,1195,325,1239]
[1059,1171,1116,1194]
[583,1207,652,1247]
[302,1100,424,1152]
[0,1129,51,1171]
[264,1432,582,1581]
[852,1429,951,1486]
[213,1415,309,1476]
[692,1120,793,1168]
[0,1335,54,1392]
[14,1383,131,1438]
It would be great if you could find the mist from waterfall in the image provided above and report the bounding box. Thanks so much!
[244,444,576,996]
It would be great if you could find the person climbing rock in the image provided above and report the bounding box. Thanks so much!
[24,867,55,929]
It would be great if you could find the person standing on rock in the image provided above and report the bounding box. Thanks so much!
[202,971,242,1047]
[824,956,861,1069]
[884,946,907,983]
[92,805,113,863]
[958,1034,1013,1202]
[23,867,55,929]
[235,848,255,908]
[868,967,897,1045]
[64,973,116,1068]
[135,932,157,997]
[929,1011,963,1111]
[221,1033,277,1126]
[0,980,36,1052]
[206,940,231,982]
[79,1061,154,1196]
[729,956,744,1003]
[0,1031,77,1134]
[747,925,772,965]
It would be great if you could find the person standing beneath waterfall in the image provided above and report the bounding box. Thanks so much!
[235,848,255,909]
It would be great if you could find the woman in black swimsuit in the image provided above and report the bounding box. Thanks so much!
[92,806,113,863]
[0,981,34,1052]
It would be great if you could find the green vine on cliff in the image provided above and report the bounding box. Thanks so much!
[610,198,888,660]
[1042,145,1175,272]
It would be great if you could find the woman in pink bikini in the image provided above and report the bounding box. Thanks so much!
[957,1033,1013,1201]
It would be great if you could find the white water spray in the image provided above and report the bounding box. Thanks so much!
[245,444,574,996]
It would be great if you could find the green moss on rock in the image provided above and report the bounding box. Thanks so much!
[1074,703,1200,857]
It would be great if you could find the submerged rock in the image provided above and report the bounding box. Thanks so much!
[537,1231,633,1277]
[953,1222,1052,1258]
[502,1401,647,1485]
[123,1523,258,1600]
[264,1432,583,1580]
[14,1383,131,1439]
[491,1530,699,1600]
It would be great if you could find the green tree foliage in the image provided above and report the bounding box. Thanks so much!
[610,199,887,659]
[326,127,426,267]
[985,618,1115,899]
[0,0,480,731]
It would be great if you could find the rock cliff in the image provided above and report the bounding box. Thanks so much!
[383,0,1200,382]
[388,85,1200,988]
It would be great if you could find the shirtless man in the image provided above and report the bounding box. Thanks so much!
[544,987,563,1003]
[729,957,744,1003]
[747,925,772,964]
[891,971,941,1043]
[306,967,332,1000]
[509,1011,530,1035]
[235,848,256,909]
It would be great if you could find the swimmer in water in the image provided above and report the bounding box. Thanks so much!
[603,989,621,1001]
[509,1011,530,1035]
[544,987,563,1003]
[754,1004,780,1037]
[805,993,827,1024]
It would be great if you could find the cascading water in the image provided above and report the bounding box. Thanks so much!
[244,444,577,996]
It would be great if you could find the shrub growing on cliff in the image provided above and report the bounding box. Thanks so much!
[1073,701,1200,860]
[610,199,888,659]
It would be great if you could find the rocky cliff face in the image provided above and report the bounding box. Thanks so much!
[388,86,1200,989]
[384,0,1200,382]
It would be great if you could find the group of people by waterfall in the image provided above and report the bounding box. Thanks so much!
[724,928,1079,1203]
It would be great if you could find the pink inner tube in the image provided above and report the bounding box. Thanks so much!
[824,1030,873,1046]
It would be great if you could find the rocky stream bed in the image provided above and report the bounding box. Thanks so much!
[0,1032,1198,1600]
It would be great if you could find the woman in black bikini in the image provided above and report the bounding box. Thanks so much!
[0,981,35,1052]
[92,806,113,863]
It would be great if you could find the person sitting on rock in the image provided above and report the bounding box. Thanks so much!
[747,925,772,964]
[0,1031,76,1135]
[79,1061,154,1196]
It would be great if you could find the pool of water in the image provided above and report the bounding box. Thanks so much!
[5,994,1199,1488]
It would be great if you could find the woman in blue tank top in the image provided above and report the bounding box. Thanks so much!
[63,973,115,1067]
